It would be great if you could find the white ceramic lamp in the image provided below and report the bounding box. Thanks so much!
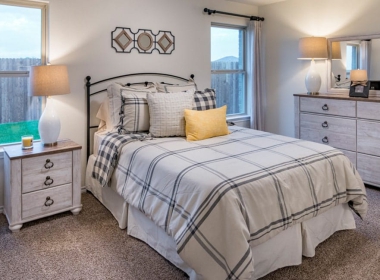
[298,37,328,95]
[29,65,70,146]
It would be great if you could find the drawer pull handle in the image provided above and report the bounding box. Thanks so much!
[322,104,329,111]
[322,136,329,143]
[44,159,54,169]
[322,121,328,128]
[44,176,54,186]
[44,196,54,207]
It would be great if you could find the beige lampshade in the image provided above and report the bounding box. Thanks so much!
[350,69,368,81]
[29,65,70,96]
[298,37,328,60]
[331,41,342,60]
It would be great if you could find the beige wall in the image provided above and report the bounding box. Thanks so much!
[0,0,258,209]
[259,0,380,137]
[48,0,258,186]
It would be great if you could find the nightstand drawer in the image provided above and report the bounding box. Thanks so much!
[22,183,73,219]
[300,97,356,117]
[22,151,72,193]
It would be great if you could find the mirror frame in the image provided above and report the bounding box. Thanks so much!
[137,32,154,51]
[327,34,380,94]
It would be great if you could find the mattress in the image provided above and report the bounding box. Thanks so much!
[92,126,366,279]
[86,127,364,279]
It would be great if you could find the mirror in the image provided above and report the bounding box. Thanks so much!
[327,34,380,93]
[137,32,153,51]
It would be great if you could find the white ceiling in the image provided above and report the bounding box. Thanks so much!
[227,0,286,6]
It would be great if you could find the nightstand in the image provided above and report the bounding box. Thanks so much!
[3,139,82,232]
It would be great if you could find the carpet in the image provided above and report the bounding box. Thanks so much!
[0,186,379,280]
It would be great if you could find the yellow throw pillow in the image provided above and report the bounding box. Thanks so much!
[184,105,229,141]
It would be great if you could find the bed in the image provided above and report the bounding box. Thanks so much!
[85,73,367,280]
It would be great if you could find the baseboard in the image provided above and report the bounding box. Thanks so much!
[81,186,87,193]
[0,206,3,214]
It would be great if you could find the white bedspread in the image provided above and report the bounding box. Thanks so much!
[95,127,367,279]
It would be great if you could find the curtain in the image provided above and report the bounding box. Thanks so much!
[360,40,371,78]
[247,20,265,130]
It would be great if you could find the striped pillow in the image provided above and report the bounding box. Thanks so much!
[118,90,150,134]
[193,88,216,111]
[107,83,156,129]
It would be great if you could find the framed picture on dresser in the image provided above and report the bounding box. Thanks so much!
[349,81,370,98]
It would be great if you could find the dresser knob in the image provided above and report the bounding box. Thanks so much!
[44,176,54,186]
[44,159,54,169]
[322,104,329,111]
[322,136,329,143]
[44,196,54,207]
[322,121,328,128]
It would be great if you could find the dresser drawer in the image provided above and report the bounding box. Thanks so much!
[300,129,356,151]
[300,97,356,117]
[22,183,72,219]
[357,120,380,157]
[300,114,356,135]
[300,114,356,151]
[357,101,380,121]
[357,153,380,185]
[22,151,72,193]
[340,149,356,167]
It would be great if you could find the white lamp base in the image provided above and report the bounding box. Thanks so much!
[305,59,321,95]
[38,97,61,146]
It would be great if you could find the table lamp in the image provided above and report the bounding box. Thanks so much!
[331,41,342,60]
[298,37,328,95]
[29,65,70,146]
[350,69,368,83]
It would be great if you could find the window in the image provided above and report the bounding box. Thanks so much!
[0,0,47,145]
[211,25,246,116]
[346,44,359,79]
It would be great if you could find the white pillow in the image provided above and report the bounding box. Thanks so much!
[154,79,197,93]
[119,89,149,133]
[107,83,157,128]
[95,97,113,131]
[147,90,195,137]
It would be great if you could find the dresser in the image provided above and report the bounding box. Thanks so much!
[294,93,380,187]
[3,139,82,232]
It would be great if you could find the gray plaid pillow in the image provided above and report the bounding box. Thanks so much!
[193,88,216,110]
[118,90,150,134]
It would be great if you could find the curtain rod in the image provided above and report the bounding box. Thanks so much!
[204,8,264,21]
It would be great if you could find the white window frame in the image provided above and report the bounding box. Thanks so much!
[211,23,247,117]
[0,0,48,78]
[0,0,48,149]
[346,43,360,79]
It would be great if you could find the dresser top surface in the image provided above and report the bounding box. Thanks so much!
[294,93,380,103]
[3,139,82,159]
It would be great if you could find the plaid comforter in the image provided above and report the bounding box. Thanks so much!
[93,127,367,280]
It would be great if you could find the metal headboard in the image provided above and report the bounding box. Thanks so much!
[85,72,195,159]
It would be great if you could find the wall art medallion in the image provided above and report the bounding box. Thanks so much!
[111,27,175,54]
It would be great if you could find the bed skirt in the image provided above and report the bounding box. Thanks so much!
[86,155,356,279]
[127,203,355,279]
